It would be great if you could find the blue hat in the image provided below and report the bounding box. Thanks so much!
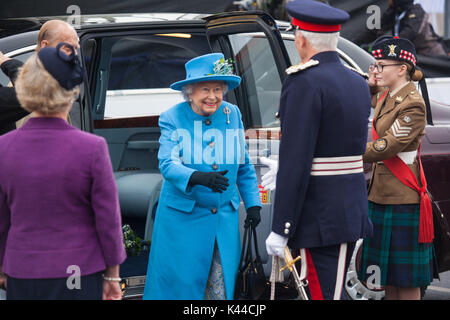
[38,42,84,90]
[170,53,241,91]
[371,36,417,66]
[286,0,349,33]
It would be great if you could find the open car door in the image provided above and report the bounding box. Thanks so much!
[203,11,292,275]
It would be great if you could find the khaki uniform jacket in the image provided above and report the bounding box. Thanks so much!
[364,81,426,205]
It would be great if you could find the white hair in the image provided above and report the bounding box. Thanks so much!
[298,29,339,52]
[181,84,194,101]
[181,82,228,101]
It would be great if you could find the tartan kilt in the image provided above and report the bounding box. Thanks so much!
[358,201,434,288]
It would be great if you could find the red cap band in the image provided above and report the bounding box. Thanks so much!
[292,17,341,32]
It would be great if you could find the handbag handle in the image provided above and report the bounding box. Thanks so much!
[238,226,250,270]
[244,225,254,266]
[251,225,262,261]
[239,224,264,269]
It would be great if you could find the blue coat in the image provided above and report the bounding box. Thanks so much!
[143,101,261,300]
[272,51,373,249]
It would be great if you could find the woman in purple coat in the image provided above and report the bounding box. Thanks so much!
[0,43,126,300]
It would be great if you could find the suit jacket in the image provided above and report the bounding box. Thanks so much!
[0,59,29,135]
[272,51,373,249]
[364,81,426,205]
[0,117,126,279]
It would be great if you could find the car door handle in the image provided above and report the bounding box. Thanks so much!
[96,69,106,113]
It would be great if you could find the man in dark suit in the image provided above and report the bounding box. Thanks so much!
[0,20,79,135]
[0,54,27,135]
[264,0,373,300]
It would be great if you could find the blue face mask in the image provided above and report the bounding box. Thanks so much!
[37,42,84,90]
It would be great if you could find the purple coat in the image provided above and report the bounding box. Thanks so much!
[0,117,126,279]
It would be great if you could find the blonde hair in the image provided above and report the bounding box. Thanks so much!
[15,54,80,115]
[405,63,424,82]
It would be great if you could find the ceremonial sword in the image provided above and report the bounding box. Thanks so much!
[280,247,309,300]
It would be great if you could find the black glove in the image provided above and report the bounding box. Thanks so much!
[188,170,229,193]
[244,206,261,228]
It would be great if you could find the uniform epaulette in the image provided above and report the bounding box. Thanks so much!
[344,64,369,79]
[286,59,319,75]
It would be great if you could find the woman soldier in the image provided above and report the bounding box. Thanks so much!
[358,36,435,300]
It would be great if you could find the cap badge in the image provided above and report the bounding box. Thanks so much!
[388,44,397,57]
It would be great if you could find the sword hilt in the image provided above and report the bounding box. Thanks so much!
[280,247,301,273]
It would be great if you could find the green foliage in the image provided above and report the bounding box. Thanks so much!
[122,224,149,256]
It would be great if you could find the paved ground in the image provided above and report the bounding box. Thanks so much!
[423,271,450,300]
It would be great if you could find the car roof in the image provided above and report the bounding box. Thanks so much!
[0,12,215,52]
[39,12,208,25]
[0,12,211,38]
[0,11,372,73]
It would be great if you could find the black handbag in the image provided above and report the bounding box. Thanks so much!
[234,225,267,300]
[432,200,450,273]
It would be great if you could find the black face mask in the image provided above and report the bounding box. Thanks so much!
[392,0,414,13]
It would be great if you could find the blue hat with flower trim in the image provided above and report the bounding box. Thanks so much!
[170,53,241,91]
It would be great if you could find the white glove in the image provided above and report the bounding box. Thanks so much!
[265,231,288,258]
[260,157,278,191]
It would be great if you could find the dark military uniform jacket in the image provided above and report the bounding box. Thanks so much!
[272,51,373,249]
[364,81,426,205]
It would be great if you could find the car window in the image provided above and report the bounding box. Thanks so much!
[283,36,359,69]
[229,33,373,129]
[228,33,282,129]
[283,37,301,66]
[93,33,211,122]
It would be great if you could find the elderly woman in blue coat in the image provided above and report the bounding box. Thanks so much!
[143,53,262,300]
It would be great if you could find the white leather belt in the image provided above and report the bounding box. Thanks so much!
[311,155,364,176]
[377,150,417,165]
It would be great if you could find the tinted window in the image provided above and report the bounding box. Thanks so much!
[94,33,210,121]
[283,36,376,119]
[229,33,282,128]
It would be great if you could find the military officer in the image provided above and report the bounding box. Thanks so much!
[358,36,435,300]
[264,0,373,300]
